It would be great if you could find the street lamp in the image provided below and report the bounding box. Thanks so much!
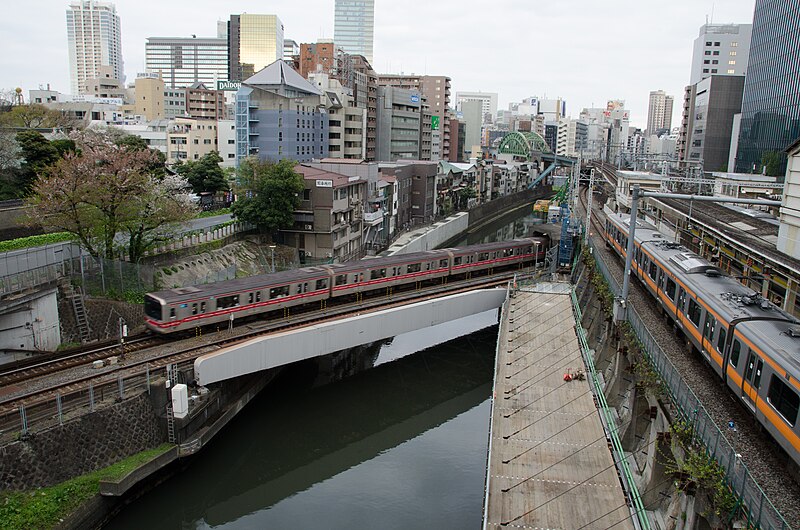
[269,245,276,273]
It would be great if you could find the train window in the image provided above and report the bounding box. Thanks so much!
[648,261,658,281]
[256,292,261,302]
[730,339,741,367]
[200,302,206,313]
[248,293,254,304]
[753,359,763,389]
[192,303,198,315]
[316,279,328,290]
[525,246,532,254]
[439,259,448,268]
[688,299,702,327]
[217,295,239,309]
[335,274,348,286]
[767,375,800,426]
[745,352,757,381]
[479,252,490,261]
[677,288,686,312]
[169,308,176,318]
[144,296,162,320]
[407,263,421,273]
[665,278,677,300]
[270,286,290,298]
[703,313,715,340]
[716,326,726,353]
[370,268,386,280]
[454,256,463,265]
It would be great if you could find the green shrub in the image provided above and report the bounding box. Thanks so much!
[0,233,74,253]
[0,444,173,530]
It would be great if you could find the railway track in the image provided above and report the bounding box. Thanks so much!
[0,270,522,436]
[0,335,166,389]
[576,185,800,524]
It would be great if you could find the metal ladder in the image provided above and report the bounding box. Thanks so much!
[69,287,92,343]
[165,364,177,443]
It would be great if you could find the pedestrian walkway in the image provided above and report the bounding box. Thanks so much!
[484,282,635,529]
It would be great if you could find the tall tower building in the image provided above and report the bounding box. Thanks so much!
[228,14,284,82]
[735,0,800,174]
[334,0,375,64]
[66,0,123,95]
[690,23,752,85]
[646,90,674,135]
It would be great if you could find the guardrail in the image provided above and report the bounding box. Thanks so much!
[588,240,792,530]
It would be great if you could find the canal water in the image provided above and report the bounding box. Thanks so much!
[107,208,550,530]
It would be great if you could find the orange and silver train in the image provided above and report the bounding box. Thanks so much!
[604,212,800,466]
[144,237,549,334]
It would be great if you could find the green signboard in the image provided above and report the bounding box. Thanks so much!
[431,115,440,130]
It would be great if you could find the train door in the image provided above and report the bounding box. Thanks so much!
[741,349,764,413]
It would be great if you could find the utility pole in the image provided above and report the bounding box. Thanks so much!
[584,168,594,245]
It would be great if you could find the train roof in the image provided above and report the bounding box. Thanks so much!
[147,265,329,304]
[736,320,800,383]
[609,212,795,324]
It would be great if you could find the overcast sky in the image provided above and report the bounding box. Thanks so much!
[1,0,756,129]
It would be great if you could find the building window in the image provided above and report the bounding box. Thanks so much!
[727,69,735,74]
[713,51,719,55]
[730,51,737,56]
[731,42,738,47]
[705,41,712,46]
[703,68,709,73]
[711,69,718,73]
[712,60,718,64]
[729,60,736,65]
[704,51,711,55]
[704,60,710,64]
[714,41,720,46]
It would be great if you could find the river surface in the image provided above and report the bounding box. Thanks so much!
[106,208,551,530]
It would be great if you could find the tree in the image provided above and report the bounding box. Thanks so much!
[26,130,196,261]
[760,150,784,177]
[0,104,74,129]
[16,130,60,194]
[175,151,228,193]
[0,133,20,199]
[231,157,305,233]
[458,187,477,209]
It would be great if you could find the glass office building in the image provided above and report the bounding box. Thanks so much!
[334,0,375,64]
[228,14,284,82]
[734,0,800,174]
[145,37,228,89]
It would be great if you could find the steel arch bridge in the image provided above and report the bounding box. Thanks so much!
[497,131,551,156]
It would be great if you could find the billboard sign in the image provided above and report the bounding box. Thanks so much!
[431,115,440,130]
[217,80,242,91]
[316,179,333,188]
[410,94,420,103]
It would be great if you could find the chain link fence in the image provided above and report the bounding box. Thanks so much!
[588,240,791,530]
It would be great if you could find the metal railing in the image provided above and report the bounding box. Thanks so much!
[587,240,792,530]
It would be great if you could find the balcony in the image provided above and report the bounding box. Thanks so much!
[363,208,384,225]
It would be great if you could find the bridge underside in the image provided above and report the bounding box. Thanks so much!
[195,288,509,386]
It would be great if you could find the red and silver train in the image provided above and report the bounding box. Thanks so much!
[604,212,800,466]
[144,237,549,335]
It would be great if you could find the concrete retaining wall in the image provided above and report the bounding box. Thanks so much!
[0,392,164,490]
[385,213,469,255]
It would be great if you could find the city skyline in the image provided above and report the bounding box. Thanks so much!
[1,0,756,129]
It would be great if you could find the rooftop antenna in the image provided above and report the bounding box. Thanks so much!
[710,3,715,24]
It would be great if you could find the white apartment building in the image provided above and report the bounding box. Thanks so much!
[690,23,752,85]
[646,90,674,136]
[456,92,498,124]
[217,119,237,168]
[66,0,123,95]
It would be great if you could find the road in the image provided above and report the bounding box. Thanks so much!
[0,214,233,277]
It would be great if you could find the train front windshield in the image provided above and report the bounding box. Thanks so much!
[144,295,163,320]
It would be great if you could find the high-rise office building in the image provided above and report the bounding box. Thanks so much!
[66,0,123,95]
[145,36,228,89]
[690,23,752,85]
[735,0,800,174]
[377,75,451,160]
[334,0,375,64]
[646,90,674,136]
[228,14,284,82]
